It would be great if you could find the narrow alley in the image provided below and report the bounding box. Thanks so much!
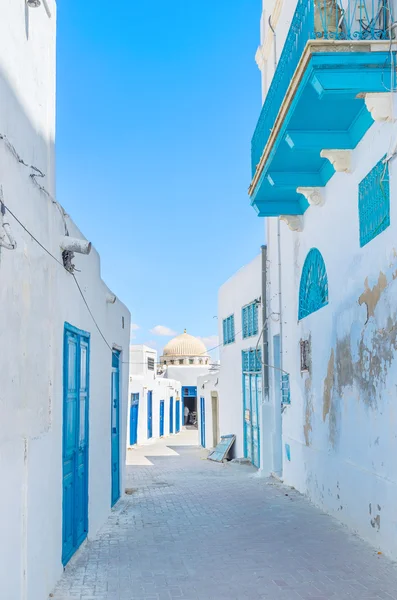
[51,432,397,600]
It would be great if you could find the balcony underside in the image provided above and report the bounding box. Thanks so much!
[250,48,396,217]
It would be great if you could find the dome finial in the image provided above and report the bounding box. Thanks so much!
[184,328,187,334]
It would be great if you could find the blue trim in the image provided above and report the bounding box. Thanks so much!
[111,349,121,507]
[169,396,174,434]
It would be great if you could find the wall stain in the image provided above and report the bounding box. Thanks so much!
[370,514,381,530]
[336,336,354,394]
[358,272,387,323]
[303,376,313,447]
[323,349,334,422]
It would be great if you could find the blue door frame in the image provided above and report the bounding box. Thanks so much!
[147,391,153,439]
[130,393,139,446]
[159,400,165,437]
[242,351,261,469]
[169,396,174,434]
[200,397,206,447]
[175,399,180,433]
[111,350,121,507]
[62,323,90,566]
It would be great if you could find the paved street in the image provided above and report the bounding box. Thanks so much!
[51,431,397,600]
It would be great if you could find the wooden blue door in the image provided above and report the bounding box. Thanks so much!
[111,350,121,507]
[242,350,261,468]
[130,393,139,446]
[63,323,89,566]
[243,373,253,463]
[200,397,206,447]
[159,400,165,437]
[147,391,153,439]
[175,399,180,433]
[169,396,174,434]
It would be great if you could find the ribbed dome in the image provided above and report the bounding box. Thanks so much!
[162,332,208,357]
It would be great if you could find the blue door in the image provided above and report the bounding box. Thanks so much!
[111,350,121,507]
[159,400,165,437]
[62,323,90,566]
[176,399,180,433]
[130,393,139,446]
[147,391,153,439]
[242,350,261,468]
[200,397,206,447]
[169,396,174,434]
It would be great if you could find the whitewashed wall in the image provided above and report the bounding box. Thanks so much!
[0,3,130,599]
[165,364,211,387]
[128,346,181,445]
[218,254,262,459]
[266,118,397,558]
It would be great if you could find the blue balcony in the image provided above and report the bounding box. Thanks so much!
[249,0,396,217]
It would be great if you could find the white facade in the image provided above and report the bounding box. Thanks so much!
[218,254,263,460]
[165,364,211,387]
[255,0,397,559]
[128,345,181,445]
[0,4,130,599]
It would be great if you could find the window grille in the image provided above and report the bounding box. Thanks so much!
[298,248,328,320]
[300,339,310,372]
[242,301,259,338]
[359,156,390,247]
[281,374,291,404]
[242,349,262,373]
[147,357,155,371]
[222,314,235,345]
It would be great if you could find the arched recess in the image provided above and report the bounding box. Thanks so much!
[298,248,328,320]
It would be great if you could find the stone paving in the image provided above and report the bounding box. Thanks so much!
[51,431,397,600]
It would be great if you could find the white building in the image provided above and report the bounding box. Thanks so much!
[127,345,181,446]
[215,253,265,464]
[161,331,212,424]
[197,371,220,450]
[0,3,130,599]
[248,0,397,558]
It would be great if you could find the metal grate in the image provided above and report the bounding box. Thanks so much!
[298,248,328,320]
[359,156,390,247]
[242,301,259,339]
[223,314,235,345]
[300,339,311,372]
[281,374,291,404]
[242,349,262,373]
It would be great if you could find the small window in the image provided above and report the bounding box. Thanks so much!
[242,349,261,373]
[223,314,235,345]
[359,156,390,247]
[189,359,194,364]
[242,301,259,339]
[170,360,174,365]
[147,357,155,371]
[199,359,203,364]
[300,339,310,372]
[281,374,291,404]
[179,359,184,365]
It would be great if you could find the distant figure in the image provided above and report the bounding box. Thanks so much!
[184,405,190,425]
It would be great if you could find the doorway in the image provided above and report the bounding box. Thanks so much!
[182,386,197,427]
[111,350,121,506]
[62,323,90,566]
[200,396,206,447]
[130,393,139,446]
[169,396,174,434]
[159,400,165,437]
[147,391,153,439]
[211,392,219,448]
[175,399,180,433]
[242,350,261,468]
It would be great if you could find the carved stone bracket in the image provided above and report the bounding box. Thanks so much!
[279,215,304,232]
[364,93,396,123]
[296,186,324,207]
[320,149,352,173]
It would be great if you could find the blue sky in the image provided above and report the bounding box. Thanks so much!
[56,1,264,355]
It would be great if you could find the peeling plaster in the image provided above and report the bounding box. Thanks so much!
[323,349,334,421]
[303,376,313,446]
[359,272,387,323]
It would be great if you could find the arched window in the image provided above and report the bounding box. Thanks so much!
[298,248,328,320]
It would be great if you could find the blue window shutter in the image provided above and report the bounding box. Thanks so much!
[359,156,390,247]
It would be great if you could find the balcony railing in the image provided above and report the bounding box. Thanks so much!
[251,0,394,176]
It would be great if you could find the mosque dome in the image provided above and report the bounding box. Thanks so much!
[161,331,210,366]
